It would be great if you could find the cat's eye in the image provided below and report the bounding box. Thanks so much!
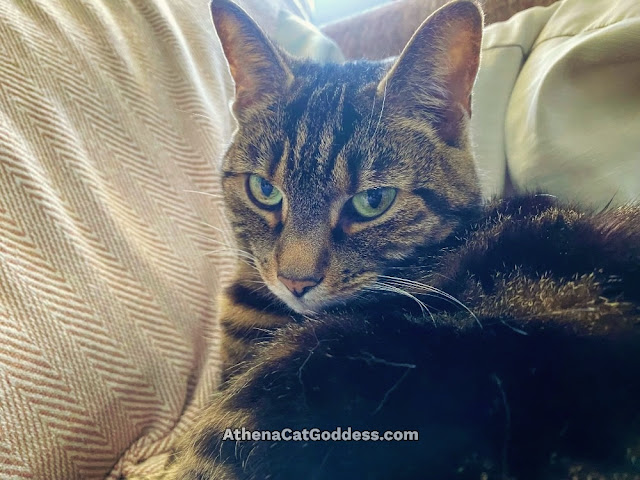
[351,187,397,219]
[247,174,282,209]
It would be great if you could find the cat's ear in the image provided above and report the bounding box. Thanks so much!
[377,0,483,146]
[210,0,293,114]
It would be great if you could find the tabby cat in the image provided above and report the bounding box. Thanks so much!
[160,0,640,478]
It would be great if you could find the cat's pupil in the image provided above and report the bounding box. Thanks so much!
[367,189,383,209]
[260,178,274,197]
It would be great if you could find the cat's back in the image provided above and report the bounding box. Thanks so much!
[165,196,640,480]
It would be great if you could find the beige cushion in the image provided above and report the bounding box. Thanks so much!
[0,0,328,478]
[472,0,640,207]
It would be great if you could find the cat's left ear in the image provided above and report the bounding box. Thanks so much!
[377,0,483,146]
[211,0,294,115]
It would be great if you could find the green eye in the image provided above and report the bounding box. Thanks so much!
[248,174,282,208]
[351,187,397,219]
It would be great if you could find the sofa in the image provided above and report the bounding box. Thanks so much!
[0,0,638,478]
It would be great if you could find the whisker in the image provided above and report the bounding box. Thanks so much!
[206,253,256,271]
[371,81,387,144]
[365,93,376,136]
[385,266,456,282]
[190,231,235,247]
[184,189,225,200]
[383,278,453,303]
[247,284,269,295]
[378,275,481,328]
[368,282,436,326]
[385,265,426,270]
[191,227,260,272]
[197,221,233,237]
[198,235,255,258]
[204,246,260,272]
[204,246,255,261]
[385,278,475,321]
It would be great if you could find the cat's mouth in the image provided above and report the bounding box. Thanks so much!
[265,272,376,315]
[248,251,376,314]
[268,279,343,315]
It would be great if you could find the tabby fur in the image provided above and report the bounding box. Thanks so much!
[158,1,640,479]
[216,0,483,376]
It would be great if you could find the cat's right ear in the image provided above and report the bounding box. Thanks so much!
[377,0,483,147]
[210,0,293,115]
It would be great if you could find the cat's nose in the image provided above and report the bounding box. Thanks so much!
[278,275,322,298]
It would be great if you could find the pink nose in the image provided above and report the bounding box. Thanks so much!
[278,275,322,298]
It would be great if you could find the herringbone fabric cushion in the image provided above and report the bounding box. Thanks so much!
[0,0,247,478]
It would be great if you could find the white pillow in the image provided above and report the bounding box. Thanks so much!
[472,0,640,207]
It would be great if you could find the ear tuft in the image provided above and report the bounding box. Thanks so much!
[210,0,293,115]
[378,0,483,146]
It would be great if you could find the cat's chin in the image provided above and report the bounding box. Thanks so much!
[273,289,329,316]
[278,296,321,316]
[268,283,350,316]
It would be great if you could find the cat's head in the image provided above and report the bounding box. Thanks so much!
[212,0,483,314]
